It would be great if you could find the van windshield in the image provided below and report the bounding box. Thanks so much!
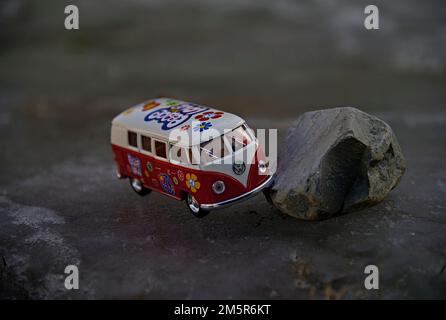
[225,124,253,152]
[199,124,253,164]
[200,136,229,164]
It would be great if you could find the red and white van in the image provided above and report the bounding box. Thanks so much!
[111,98,273,217]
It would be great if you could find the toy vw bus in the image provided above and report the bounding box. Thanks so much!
[111,98,273,217]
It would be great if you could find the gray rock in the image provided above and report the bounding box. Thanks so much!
[268,107,406,220]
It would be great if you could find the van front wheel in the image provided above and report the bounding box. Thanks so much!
[129,178,151,196]
[186,194,209,218]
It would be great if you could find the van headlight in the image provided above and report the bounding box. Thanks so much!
[258,160,267,173]
[212,181,225,194]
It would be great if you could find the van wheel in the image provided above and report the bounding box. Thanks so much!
[129,178,151,196]
[186,194,209,218]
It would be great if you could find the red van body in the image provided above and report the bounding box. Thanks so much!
[111,98,273,217]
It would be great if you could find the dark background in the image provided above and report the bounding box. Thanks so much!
[1,0,445,299]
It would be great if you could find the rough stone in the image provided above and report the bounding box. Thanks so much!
[268,107,406,220]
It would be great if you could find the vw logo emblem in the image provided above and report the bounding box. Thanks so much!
[232,162,246,175]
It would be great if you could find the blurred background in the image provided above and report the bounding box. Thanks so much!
[2,0,446,108]
[1,0,446,299]
[1,0,446,183]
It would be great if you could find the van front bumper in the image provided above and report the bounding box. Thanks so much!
[200,175,274,210]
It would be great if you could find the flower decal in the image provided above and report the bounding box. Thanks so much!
[177,170,184,181]
[195,111,224,121]
[142,101,160,111]
[193,121,212,132]
[180,124,191,131]
[127,154,142,176]
[166,100,181,107]
[159,174,175,195]
[186,173,200,193]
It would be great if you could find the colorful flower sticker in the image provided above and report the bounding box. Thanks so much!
[127,154,142,176]
[195,111,224,121]
[177,170,184,181]
[173,176,178,185]
[142,101,160,111]
[186,173,201,193]
[193,121,212,132]
[166,100,181,107]
[159,173,175,195]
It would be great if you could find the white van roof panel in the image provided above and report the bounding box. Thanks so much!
[112,98,245,145]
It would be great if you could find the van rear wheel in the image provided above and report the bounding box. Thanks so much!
[186,194,209,218]
[129,178,151,196]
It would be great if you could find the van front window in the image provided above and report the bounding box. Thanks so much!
[200,136,229,164]
[225,125,253,152]
[199,124,253,165]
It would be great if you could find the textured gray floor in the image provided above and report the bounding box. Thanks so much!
[1,0,445,299]
[1,101,445,299]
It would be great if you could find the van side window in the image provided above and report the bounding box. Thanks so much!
[225,125,252,152]
[189,147,200,165]
[200,136,229,164]
[154,140,167,159]
[170,145,189,164]
[128,131,137,148]
[141,135,152,152]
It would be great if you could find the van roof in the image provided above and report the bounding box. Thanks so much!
[112,98,245,146]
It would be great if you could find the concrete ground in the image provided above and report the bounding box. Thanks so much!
[0,0,445,299]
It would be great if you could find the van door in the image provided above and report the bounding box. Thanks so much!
[152,139,177,197]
